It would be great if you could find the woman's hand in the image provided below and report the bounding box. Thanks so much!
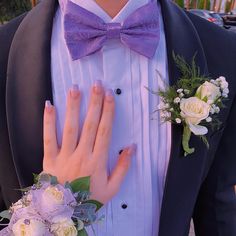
[43,81,136,204]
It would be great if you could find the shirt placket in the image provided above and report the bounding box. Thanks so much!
[101,40,135,236]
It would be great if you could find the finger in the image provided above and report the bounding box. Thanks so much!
[107,144,136,196]
[77,80,104,153]
[61,85,81,155]
[43,100,58,160]
[93,89,115,163]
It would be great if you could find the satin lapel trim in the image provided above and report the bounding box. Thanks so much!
[159,0,209,235]
[6,0,57,187]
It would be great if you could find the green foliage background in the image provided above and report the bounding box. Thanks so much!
[225,0,232,13]
[176,0,185,8]
[197,0,211,10]
[0,0,31,24]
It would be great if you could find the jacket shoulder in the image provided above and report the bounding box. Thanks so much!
[0,14,27,78]
[186,11,236,85]
[186,11,236,59]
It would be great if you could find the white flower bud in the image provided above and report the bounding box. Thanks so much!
[223,88,229,95]
[214,106,220,113]
[174,97,181,104]
[206,117,212,122]
[177,89,183,93]
[175,118,181,124]
[218,76,226,82]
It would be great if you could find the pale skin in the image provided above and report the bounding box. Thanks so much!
[95,0,129,18]
[43,81,136,204]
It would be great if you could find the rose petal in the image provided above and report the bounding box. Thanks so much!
[188,123,208,136]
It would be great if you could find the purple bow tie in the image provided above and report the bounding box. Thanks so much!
[64,1,160,60]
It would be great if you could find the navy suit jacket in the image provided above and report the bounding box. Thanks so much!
[0,0,236,235]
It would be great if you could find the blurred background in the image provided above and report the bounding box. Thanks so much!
[0,0,36,24]
[0,0,236,32]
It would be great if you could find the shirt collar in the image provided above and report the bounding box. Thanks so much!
[59,0,150,23]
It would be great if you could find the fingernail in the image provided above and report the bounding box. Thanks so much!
[127,144,137,155]
[45,100,53,113]
[105,89,114,102]
[94,80,102,87]
[70,84,80,99]
[93,80,103,94]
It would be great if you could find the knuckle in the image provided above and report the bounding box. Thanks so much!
[97,126,110,137]
[65,125,76,135]
[44,117,52,126]
[118,158,130,169]
[108,184,119,196]
[67,100,79,111]
[84,121,96,133]
[104,101,115,112]
[91,96,102,106]
[44,138,52,146]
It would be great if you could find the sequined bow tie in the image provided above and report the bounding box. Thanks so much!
[64,1,160,60]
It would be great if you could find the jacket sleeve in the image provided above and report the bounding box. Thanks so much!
[0,15,27,217]
[193,96,236,236]
[188,13,236,236]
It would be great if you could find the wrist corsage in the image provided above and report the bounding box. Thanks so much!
[0,174,103,236]
[149,54,229,156]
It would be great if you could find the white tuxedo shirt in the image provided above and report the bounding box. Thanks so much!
[51,0,171,235]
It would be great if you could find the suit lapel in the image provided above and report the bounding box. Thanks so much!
[159,0,210,235]
[6,0,57,187]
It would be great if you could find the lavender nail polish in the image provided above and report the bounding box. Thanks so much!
[71,84,79,91]
[45,100,52,107]
[70,84,80,98]
[94,80,102,87]
[93,80,103,94]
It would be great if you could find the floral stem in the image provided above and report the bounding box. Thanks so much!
[182,125,195,156]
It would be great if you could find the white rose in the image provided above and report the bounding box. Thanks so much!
[180,97,210,135]
[10,200,24,213]
[51,217,78,236]
[42,186,64,207]
[196,81,221,104]
[12,218,46,236]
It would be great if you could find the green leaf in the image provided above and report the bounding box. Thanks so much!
[38,173,51,183]
[77,228,88,236]
[202,96,208,103]
[70,176,90,193]
[0,210,11,220]
[33,173,39,184]
[17,186,32,192]
[182,125,195,156]
[50,176,58,185]
[200,135,209,149]
[83,199,103,212]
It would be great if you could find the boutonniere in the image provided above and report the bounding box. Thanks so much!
[149,54,229,156]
